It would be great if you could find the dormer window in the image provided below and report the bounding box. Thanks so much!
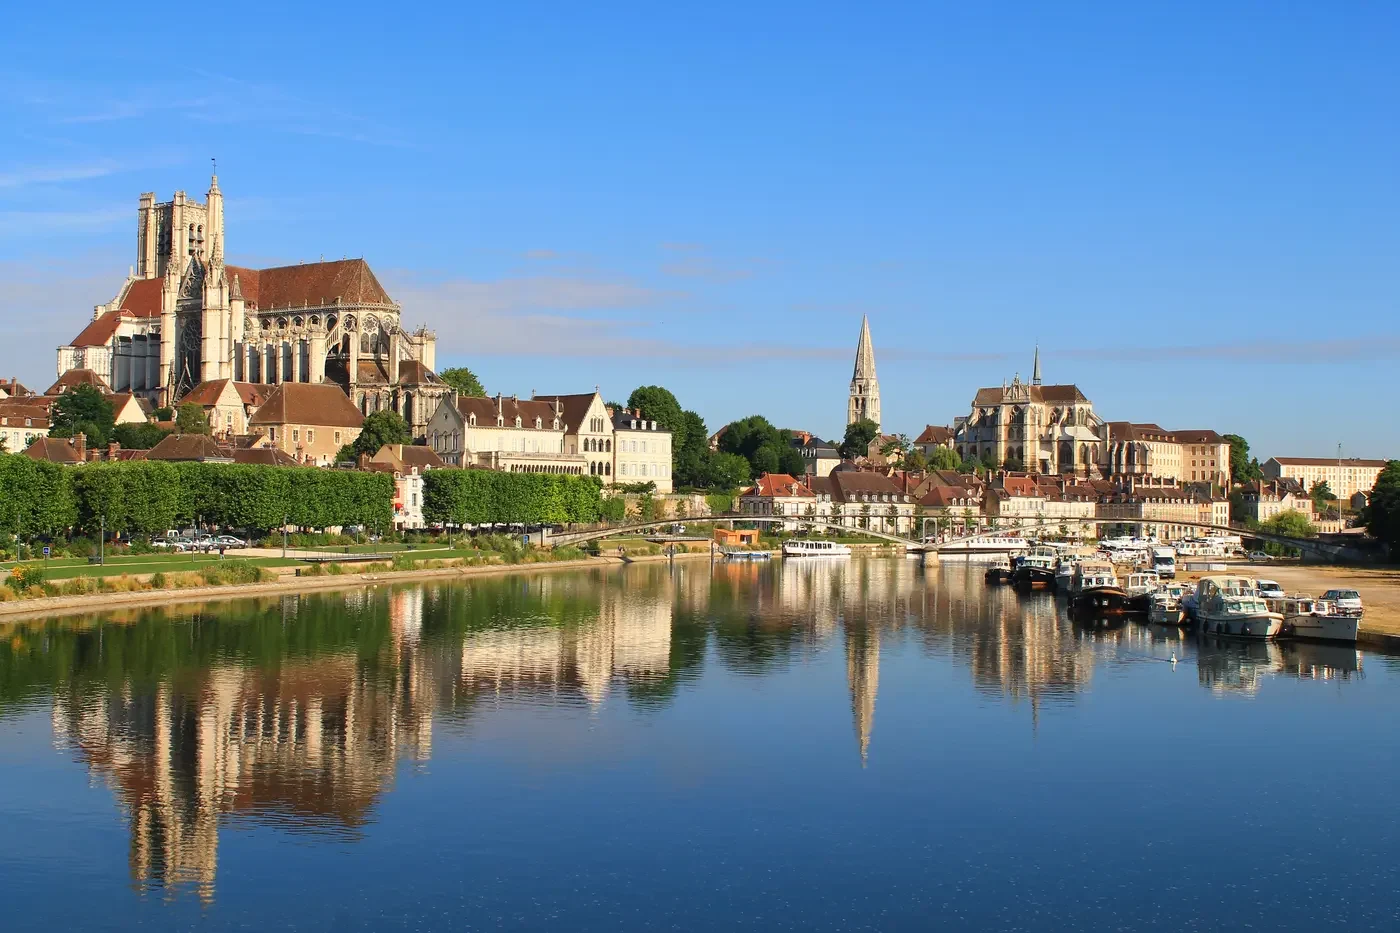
[515,416,522,428]
[497,417,504,427]
[630,420,637,429]
[534,417,542,429]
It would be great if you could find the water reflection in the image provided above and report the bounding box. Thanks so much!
[0,558,1374,904]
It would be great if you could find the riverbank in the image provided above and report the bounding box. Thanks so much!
[1170,560,1400,650]
[0,549,713,624]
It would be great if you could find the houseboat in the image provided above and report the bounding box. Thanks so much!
[1147,590,1187,626]
[1193,575,1283,639]
[782,539,852,558]
[1070,561,1132,617]
[984,556,1013,584]
[1012,546,1060,590]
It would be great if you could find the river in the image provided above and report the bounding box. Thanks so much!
[2,558,1398,931]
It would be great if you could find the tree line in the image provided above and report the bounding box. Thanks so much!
[422,470,603,526]
[0,455,393,539]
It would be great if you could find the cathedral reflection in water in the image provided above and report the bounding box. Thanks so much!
[22,557,1363,902]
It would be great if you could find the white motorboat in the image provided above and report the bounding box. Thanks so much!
[1194,575,1283,638]
[782,539,852,558]
[1054,560,1076,590]
[1273,594,1361,644]
[1123,571,1161,612]
[1147,590,1186,626]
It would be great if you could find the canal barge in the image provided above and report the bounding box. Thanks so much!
[1070,561,1132,617]
[782,539,852,558]
[1012,546,1059,590]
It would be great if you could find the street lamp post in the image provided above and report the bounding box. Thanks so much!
[99,515,105,566]
[283,514,288,559]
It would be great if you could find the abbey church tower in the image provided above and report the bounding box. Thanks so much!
[846,315,881,431]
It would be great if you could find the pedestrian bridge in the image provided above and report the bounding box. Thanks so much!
[544,514,1366,563]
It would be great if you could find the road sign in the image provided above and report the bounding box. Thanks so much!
[42,546,50,557]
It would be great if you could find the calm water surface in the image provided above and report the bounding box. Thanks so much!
[2,558,1398,931]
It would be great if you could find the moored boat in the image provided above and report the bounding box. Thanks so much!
[984,556,1013,584]
[1147,590,1186,626]
[1012,545,1059,589]
[933,534,1030,559]
[1274,594,1361,644]
[1194,575,1283,639]
[1123,571,1161,613]
[1070,561,1131,617]
[782,539,852,558]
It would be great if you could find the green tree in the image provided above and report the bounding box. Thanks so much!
[1309,480,1335,511]
[48,384,115,445]
[627,386,687,455]
[152,406,174,422]
[349,409,412,459]
[706,452,751,489]
[111,422,171,450]
[1002,455,1026,473]
[838,418,879,460]
[880,434,911,462]
[1223,434,1262,485]
[752,446,780,475]
[1362,461,1400,554]
[927,446,960,471]
[674,410,711,488]
[1260,508,1317,556]
[175,403,210,435]
[905,448,928,472]
[439,366,486,397]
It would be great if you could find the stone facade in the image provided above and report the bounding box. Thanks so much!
[612,408,673,493]
[847,315,881,430]
[56,176,448,438]
[954,351,1102,475]
[1263,457,1388,501]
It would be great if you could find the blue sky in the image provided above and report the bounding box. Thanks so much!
[1,2,1396,459]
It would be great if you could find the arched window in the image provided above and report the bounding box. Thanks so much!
[604,463,611,476]
[605,439,611,453]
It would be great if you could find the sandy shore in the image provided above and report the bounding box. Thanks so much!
[1170,561,1400,648]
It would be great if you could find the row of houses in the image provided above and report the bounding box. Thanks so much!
[739,467,1235,540]
[7,369,676,494]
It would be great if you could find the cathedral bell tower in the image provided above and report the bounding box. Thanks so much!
[847,315,881,431]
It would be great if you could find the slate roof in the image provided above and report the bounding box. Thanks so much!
[458,395,561,428]
[146,433,234,462]
[532,392,600,434]
[23,436,83,463]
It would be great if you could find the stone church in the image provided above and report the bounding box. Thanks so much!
[56,175,448,436]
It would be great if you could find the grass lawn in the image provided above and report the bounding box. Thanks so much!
[1,552,301,581]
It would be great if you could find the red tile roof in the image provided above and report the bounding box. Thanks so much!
[23,436,83,463]
[458,395,561,428]
[45,369,112,396]
[748,473,814,498]
[69,310,125,348]
[118,278,164,317]
[914,424,953,445]
[250,383,365,428]
[247,259,392,310]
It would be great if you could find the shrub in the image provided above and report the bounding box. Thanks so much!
[7,566,43,590]
[327,562,346,575]
[198,560,272,586]
[149,572,167,589]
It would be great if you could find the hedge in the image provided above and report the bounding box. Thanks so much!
[423,470,602,526]
[0,454,394,537]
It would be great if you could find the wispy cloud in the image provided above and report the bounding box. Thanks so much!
[1056,337,1400,364]
[0,208,128,236]
[0,160,124,189]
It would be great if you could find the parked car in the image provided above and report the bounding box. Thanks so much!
[1247,550,1271,562]
[151,537,187,552]
[214,534,247,549]
[1256,579,1285,599]
[1321,589,1363,614]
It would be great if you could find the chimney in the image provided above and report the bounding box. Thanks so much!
[108,441,119,460]
[75,431,87,462]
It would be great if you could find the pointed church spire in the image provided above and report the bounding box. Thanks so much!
[230,273,242,300]
[847,315,881,430]
[852,314,876,381]
[1032,344,1042,386]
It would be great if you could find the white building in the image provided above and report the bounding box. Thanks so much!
[1263,456,1388,501]
[611,407,673,493]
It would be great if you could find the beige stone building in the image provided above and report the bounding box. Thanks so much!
[740,473,819,531]
[1101,425,1230,487]
[248,383,363,466]
[425,393,585,474]
[540,391,615,479]
[179,379,273,436]
[1263,456,1388,501]
[55,174,447,437]
[612,407,673,492]
[954,350,1103,475]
